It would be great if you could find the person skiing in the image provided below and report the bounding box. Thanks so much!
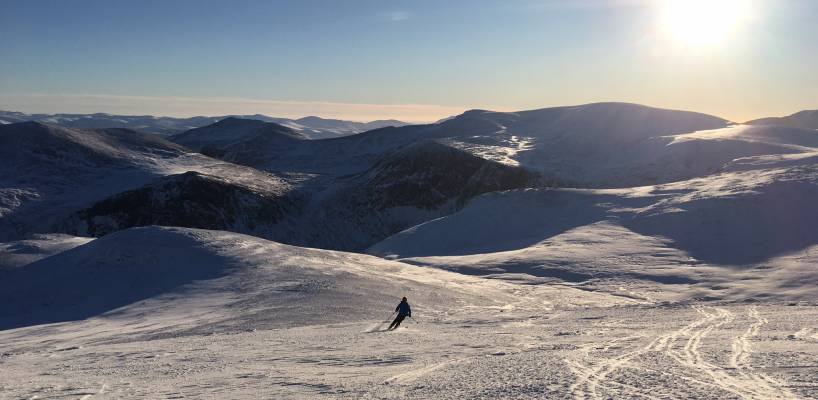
[388,297,411,331]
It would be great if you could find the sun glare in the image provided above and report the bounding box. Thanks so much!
[661,0,751,46]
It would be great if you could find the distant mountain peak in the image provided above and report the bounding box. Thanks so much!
[746,109,818,129]
[0,110,409,139]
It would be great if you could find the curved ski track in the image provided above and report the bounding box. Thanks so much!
[568,306,798,400]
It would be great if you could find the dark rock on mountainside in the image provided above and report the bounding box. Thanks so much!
[56,141,539,252]
[353,140,539,209]
[303,141,540,251]
[58,171,303,238]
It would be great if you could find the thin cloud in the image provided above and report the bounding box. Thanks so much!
[0,93,466,123]
[382,10,410,22]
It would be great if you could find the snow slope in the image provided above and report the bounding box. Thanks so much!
[226,102,814,188]
[58,171,303,239]
[368,152,818,301]
[170,117,305,159]
[0,122,190,240]
[746,109,818,130]
[0,226,569,332]
[0,122,303,241]
[297,140,539,251]
[204,102,732,180]
[1,227,816,398]
[1,121,541,251]
[435,105,816,187]
[43,138,537,251]
[0,234,92,270]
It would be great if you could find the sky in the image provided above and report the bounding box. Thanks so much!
[0,0,816,123]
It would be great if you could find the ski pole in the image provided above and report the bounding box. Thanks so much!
[385,311,397,322]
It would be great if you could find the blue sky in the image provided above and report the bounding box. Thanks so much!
[1,0,816,122]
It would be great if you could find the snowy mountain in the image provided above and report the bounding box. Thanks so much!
[0,110,409,138]
[298,140,539,250]
[288,116,410,139]
[0,121,301,241]
[0,122,185,240]
[746,109,818,130]
[422,102,744,186]
[203,102,731,179]
[50,140,537,251]
[170,117,305,158]
[6,103,816,248]
[222,102,815,189]
[0,110,218,135]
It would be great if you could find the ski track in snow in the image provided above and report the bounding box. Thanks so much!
[3,300,816,399]
[567,306,801,400]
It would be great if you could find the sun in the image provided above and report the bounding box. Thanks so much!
[661,0,751,46]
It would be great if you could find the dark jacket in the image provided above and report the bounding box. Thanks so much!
[395,300,411,317]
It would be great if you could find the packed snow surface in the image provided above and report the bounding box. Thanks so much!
[1,227,817,398]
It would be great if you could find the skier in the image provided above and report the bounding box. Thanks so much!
[388,297,411,330]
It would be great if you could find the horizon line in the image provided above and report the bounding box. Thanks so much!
[0,93,813,124]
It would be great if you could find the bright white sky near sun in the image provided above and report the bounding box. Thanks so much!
[0,0,815,122]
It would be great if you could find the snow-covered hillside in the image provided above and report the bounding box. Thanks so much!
[211,102,815,188]
[1,227,816,398]
[746,109,818,130]
[0,122,303,241]
[56,142,538,252]
[0,122,185,240]
[368,149,818,301]
[170,117,305,159]
[58,171,303,238]
[176,103,735,185]
[5,103,817,248]
[0,121,540,251]
[432,104,816,187]
[0,226,518,331]
[0,234,93,270]
[298,140,539,250]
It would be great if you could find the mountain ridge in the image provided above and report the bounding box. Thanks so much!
[0,110,411,139]
[746,109,818,129]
